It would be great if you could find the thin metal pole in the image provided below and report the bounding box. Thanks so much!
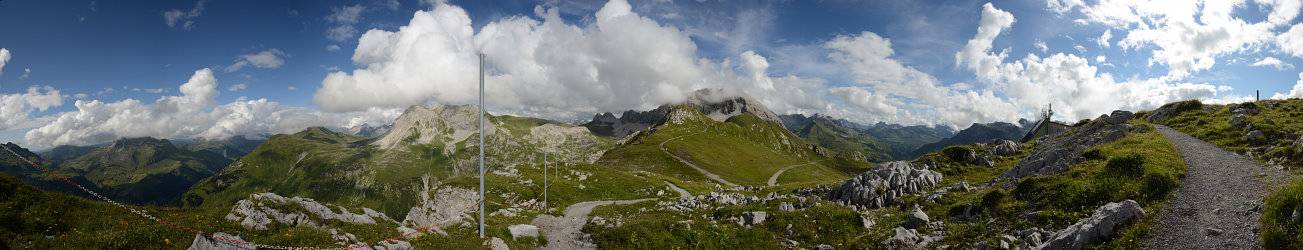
[543,146,548,210]
[478,53,486,238]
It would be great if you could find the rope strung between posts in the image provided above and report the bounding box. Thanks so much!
[0,143,488,249]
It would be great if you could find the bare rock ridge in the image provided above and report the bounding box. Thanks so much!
[680,88,784,125]
[999,110,1141,183]
[372,104,493,150]
[584,88,784,139]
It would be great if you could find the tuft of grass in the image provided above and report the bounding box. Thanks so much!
[1264,180,1303,249]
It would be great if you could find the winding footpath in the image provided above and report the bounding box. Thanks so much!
[660,133,740,187]
[1145,125,1293,249]
[665,181,692,199]
[532,198,656,250]
[767,161,819,186]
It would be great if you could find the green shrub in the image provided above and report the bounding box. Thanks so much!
[1263,180,1303,249]
[1080,148,1104,161]
[979,189,1006,213]
[1142,172,1178,201]
[1105,153,1145,178]
[1173,99,1204,113]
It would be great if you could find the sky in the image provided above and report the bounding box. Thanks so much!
[1,0,1302,150]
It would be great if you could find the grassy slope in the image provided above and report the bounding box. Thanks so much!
[919,121,1184,248]
[795,118,900,162]
[599,106,870,187]
[1151,99,1303,247]
[1,149,668,249]
[184,114,617,217]
[585,118,1182,249]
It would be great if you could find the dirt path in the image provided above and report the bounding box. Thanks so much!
[768,161,818,186]
[1145,125,1293,249]
[660,133,739,187]
[532,198,656,250]
[664,181,691,199]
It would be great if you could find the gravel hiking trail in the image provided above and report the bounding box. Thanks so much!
[1145,125,1293,249]
[768,161,818,186]
[660,132,739,187]
[532,198,655,250]
[665,181,692,199]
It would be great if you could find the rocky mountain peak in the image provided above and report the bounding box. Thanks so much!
[372,104,497,150]
[681,88,783,126]
[666,105,710,125]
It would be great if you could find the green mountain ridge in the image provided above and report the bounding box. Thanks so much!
[910,122,1025,158]
[181,104,614,218]
[792,116,902,162]
[598,105,872,186]
[50,137,233,205]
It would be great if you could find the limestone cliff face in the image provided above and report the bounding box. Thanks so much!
[372,104,497,152]
[680,88,784,126]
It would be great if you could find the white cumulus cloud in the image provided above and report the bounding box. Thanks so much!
[1060,0,1301,80]
[1251,57,1294,70]
[824,29,1021,127]
[957,2,1229,122]
[0,48,9,78]
[24,68,400,148]
[313,0,829,119]
[228,83,246,91]
[1280,23,1303,59]
[1273,72,1303,100]
[0,86,63,130]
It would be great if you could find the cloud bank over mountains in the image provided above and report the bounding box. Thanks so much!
[4,0,1303,148]
[22,69,399,148]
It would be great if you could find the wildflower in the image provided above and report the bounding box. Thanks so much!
[165,238,171,244]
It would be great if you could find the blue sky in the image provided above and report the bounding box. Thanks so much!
[1,0,1301,149]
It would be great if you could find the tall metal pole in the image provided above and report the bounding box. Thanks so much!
[478,53,486,238]
[543,146,548,210]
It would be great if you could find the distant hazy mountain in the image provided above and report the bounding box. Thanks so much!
[910,122,1024,157]
[20,137,233,205]
[585,88,786,139]
[863,124,955,156]
[778,114,901,162]
[346,123,392,138]
[180,136,267,160]
[39,144,100,164]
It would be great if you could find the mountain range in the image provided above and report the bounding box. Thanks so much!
[2,137,233,205]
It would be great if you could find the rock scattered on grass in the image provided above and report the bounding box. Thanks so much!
[1036,200,1143,249]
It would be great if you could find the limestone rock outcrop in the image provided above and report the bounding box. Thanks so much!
[1001,110,1144,183]
[1036,200,1144,250]
[825,161,942,209]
